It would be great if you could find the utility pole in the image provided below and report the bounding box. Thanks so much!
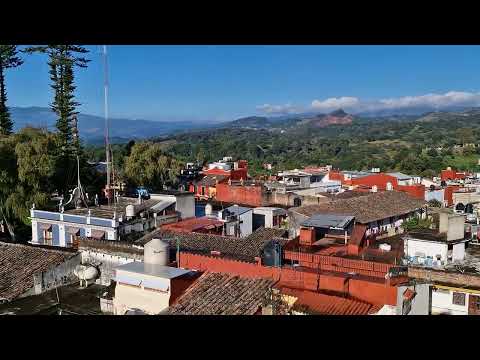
[103,45,111,206]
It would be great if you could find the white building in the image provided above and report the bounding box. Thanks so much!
[218,205,253,238]
[404,212,466,267]
[112,239,197,315]
[253,207,287,231]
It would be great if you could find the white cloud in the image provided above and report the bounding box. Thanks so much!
[256,103,298,115]
[378,91,480,110]
[257,91,480,115]
[311,96,359,111]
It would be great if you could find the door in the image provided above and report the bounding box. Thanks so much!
[468,294,480,315]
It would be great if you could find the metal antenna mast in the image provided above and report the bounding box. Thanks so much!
[103,45,112,205]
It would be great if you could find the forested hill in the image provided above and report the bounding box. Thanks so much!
[156,108,480,177]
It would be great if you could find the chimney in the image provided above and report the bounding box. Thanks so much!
[299,227,316,246]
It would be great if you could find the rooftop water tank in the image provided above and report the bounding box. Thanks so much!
[126,205,135,218]
[144,238,170,266]
[379,243,392,252]
[74,265,99,281]
[205,203,213,216]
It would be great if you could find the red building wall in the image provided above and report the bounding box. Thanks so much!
[444,185,461,206]
[328,171,345,183]
[351,173,398,189]
[441,169,466,182]
[203,161,248,181]
[397,184,425,200]
[178,252,398,306]
[215,182,264,206]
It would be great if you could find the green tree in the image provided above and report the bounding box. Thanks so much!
[25,45,89,195]
[125,142,183,190]
[0,46,23,136]
[427,199,443,208]
[0,128,58,241]
[456,127,474,145]
[24,45,89,156]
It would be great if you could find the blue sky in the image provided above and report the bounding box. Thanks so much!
[6,45,480,121]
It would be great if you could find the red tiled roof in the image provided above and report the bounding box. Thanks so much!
[292,191,426,224]
[162,216,224,232]
[281,287,377,315]
[168,272,274,315]
[0,242,77,301]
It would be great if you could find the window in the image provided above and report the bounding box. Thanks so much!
[471,295,480,311]
[43,229,53,245]
[452,292,466,306]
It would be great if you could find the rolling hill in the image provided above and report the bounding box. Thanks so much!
[9,106,211,143]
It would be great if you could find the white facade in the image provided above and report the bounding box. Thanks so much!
[404,238,466,265]
[113,262,192,315]
[431,286,477,315]
[253,207,287,228]
[225,211,252,237]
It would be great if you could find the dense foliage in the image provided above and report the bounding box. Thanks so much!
[160,111,480,177]
[0,128,103,241]
[124,142,182,190]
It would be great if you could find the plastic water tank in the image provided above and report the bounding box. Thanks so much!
[126,205,135,218]
[74,265,99,281]
[379,243,392,252]
[205,203,213,216]
[144,238,170,266]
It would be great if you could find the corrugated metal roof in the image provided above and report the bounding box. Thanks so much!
[150,199,176,213]
[387,172,414,180]
[301,214,354,229]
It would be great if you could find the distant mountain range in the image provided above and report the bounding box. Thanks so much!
[10,105,480,144]
[10,107,212,144]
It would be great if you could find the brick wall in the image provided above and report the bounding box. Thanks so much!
[178,252,398,305]
[215,183,264,206]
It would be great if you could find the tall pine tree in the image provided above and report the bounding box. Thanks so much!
[25,45,89,155]
[0,46,23,136]
[25,45,89,194]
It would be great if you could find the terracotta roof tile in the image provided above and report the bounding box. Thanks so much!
[292,191,426,224]
[0,242,77,301]
[167,272,274,315]
[136,227,287,263]
[281,287,377,315]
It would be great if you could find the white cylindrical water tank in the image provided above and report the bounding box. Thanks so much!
[126,205,135,218]
[144,238,170,266]
[205,203,213,216]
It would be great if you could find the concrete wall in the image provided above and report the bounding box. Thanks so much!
[395,283,431,315]
[175,194,195,219]
[224,211,252,237]
[405,238,448,263]
[452,243,465,262]
[31,253,81,297]
[431,287,471,315]
[113,282,171,315]
[81,250,142,286]
[447,216,465,241]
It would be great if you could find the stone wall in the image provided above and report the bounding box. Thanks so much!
[408,266,480,288]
